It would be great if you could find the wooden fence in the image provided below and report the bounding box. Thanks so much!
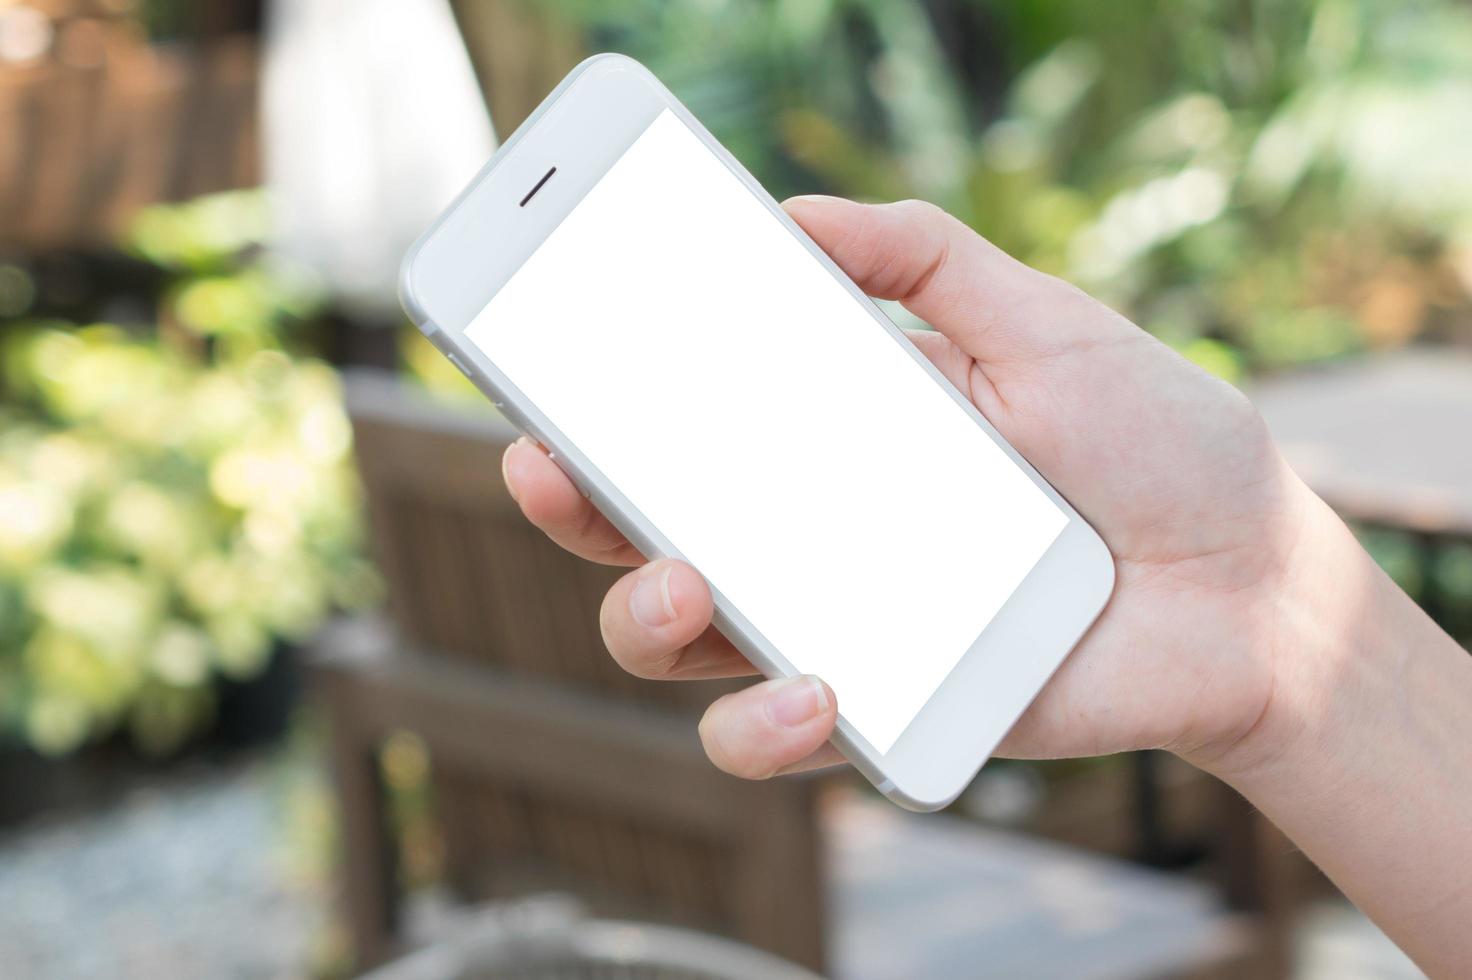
[1,24,258,252]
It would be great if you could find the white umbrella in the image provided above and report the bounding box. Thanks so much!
[262,0,497,319]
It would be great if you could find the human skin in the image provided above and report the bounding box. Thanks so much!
[500,195,1472,976]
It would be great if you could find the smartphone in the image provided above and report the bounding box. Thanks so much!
[400,54,1115,811]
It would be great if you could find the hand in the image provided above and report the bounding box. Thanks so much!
[501,195,1313,780]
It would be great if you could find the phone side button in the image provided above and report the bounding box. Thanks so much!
[445,352,474,378]
[546,452,591,499]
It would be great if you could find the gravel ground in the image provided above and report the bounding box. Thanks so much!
[0,761,327,980]
[0,754,1426,980]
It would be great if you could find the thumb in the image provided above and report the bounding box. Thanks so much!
[782,196,1129,365]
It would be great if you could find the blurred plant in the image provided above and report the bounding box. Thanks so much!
[1357,527,1472,641]
[128,190,327,356]
[545,0,1472,378]
[379,729,446,890]
[434,0,1472,646]
[1356,526,1428,598]
[0,192,376,758]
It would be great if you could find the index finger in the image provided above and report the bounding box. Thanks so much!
[782,196,1133,365]
[502,438,644,565]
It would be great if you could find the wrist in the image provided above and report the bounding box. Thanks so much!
[1178,477,1472,976]
[1184,473,1469,798]
[1179,479,1392,786]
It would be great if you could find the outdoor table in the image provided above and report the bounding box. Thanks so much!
[1249,348,1472,538]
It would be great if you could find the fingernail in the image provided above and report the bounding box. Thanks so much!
[765,676,829,729]
[629,565,677,628]
[501,443,521,502]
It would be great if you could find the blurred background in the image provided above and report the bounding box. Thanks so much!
[2,1,1470,978]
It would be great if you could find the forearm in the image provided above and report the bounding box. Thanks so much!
[1203,493,1472,978]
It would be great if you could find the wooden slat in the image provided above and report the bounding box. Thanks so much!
[345,371,732,712]
[448,0,584,137]
[313,616,784,837]
[0,35,259,251]
[332,371,830,971]
[319,660,402,969]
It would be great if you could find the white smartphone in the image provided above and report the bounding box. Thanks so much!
[400,54,1115,811]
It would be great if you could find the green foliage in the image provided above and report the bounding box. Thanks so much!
[1357,527,1427,598]
[1354,528,1472,640]
[551,0,1472,372]
[0,195,375,757]
[8,2,1471,757]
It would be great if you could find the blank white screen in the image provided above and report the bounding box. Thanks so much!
[466,110,1065,753]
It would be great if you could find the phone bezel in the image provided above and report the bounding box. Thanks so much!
[400,54,1116,811]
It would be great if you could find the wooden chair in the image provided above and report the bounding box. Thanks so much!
[316,371,825,972]
[319,371,1278,979]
